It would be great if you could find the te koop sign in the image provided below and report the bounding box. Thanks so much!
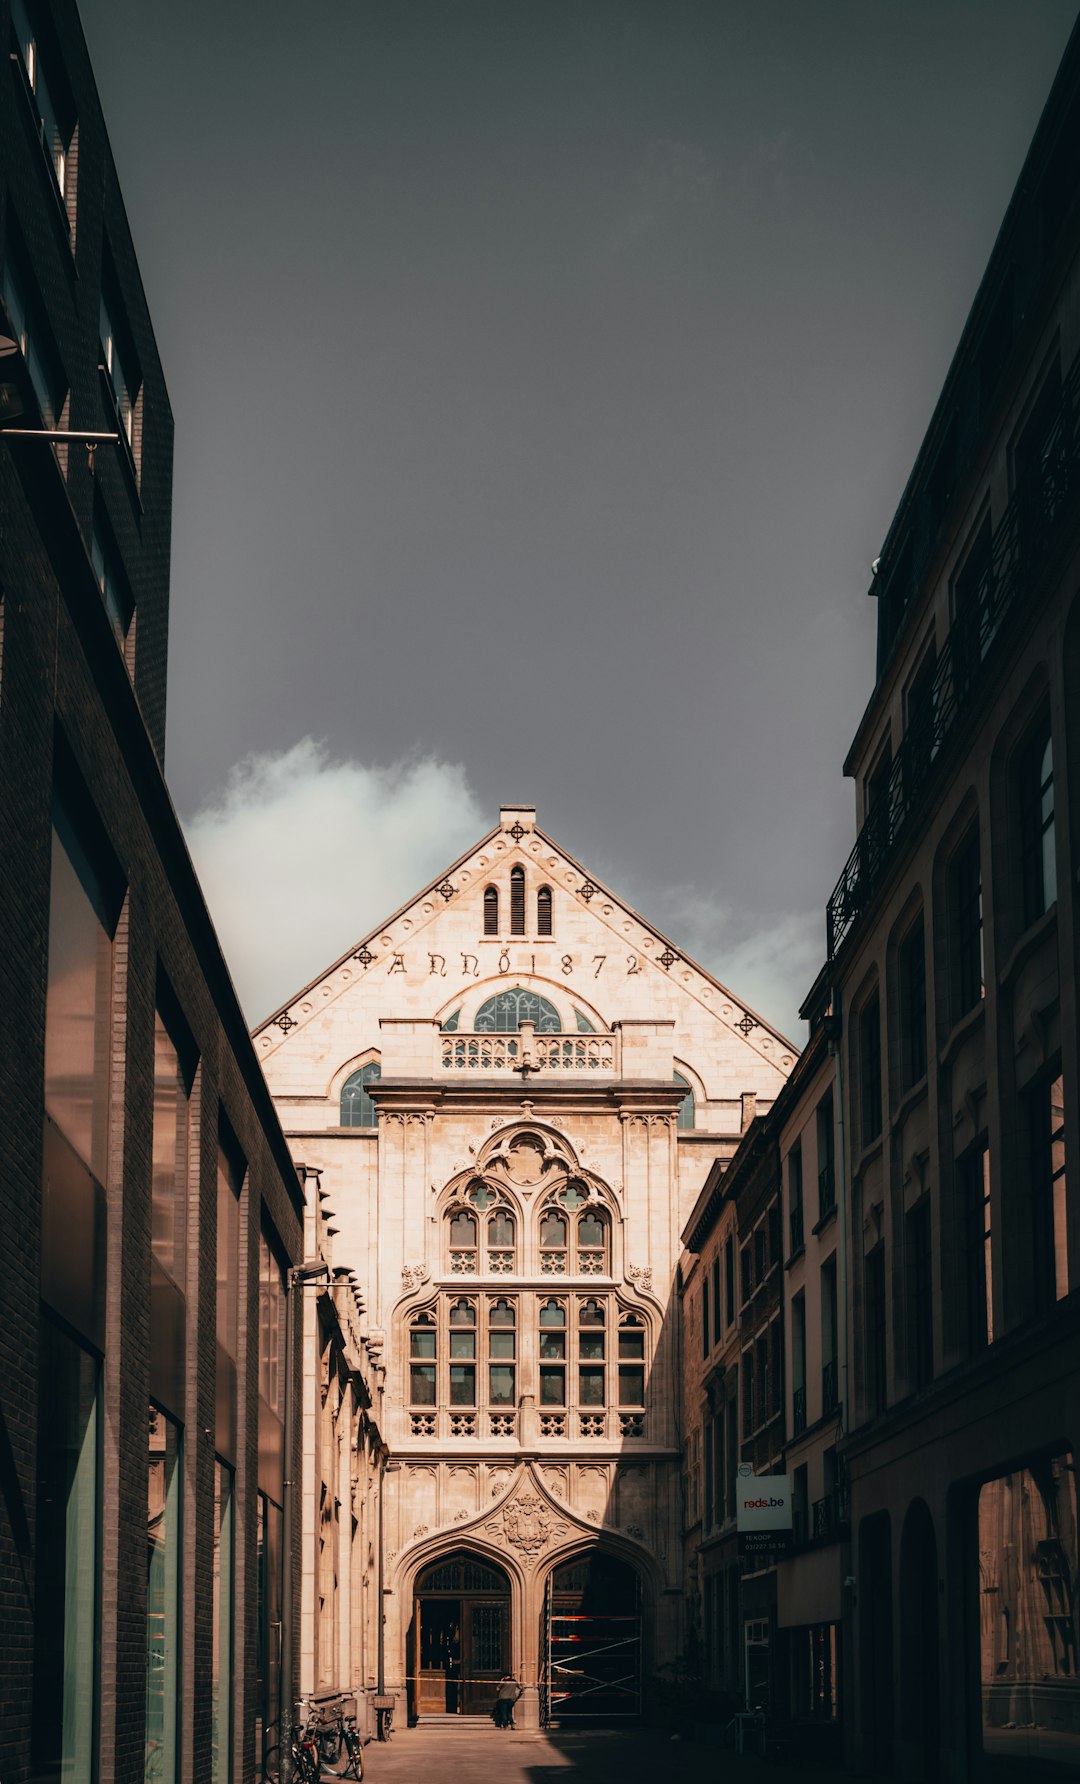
[736,1472,793,1560]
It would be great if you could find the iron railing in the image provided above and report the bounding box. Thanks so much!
[827,350,1080,958]
[812,1487,849,1542]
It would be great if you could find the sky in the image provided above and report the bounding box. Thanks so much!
[79,0,1079,1037]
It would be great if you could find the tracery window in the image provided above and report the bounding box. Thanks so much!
[447,1181,517,1274]
[539,1300,566,1405]
[537,885,553,935]
[538,1185,609,1275]
[340,1061,380,1128]
[474,987,561,1032]
[488,1299,516,1405]
[409,1313,437,1405]
[484,886,499,935]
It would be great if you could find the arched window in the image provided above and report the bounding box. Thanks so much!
[674,1071,695,1131]
[488,1299,516,1406]
[473,988,561,1032]
[539,1300,566,1405]
[449,1299,476,1406]
[487,1206,516,1273]
[510,866,525,935]
[618,1313,646,1406]
[540,1209,568,1273]
[409,1313,437,1405]
[449,1210,478,1273]
[341,1061,381,1127]
[483,886,499,935]
[577,1207,608,1274]
[537,885,553,936]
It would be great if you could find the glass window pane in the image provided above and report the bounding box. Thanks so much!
[449,1365,475,1406]
[541,1213,567,1247]
[580,1333,605,1360]
[578,1213,604,1249]
[539,1332,566,1360]
[212,1462,234,1784]
[579,1299,605,1327]
[540,1368,565,1405]
[449,1333,475,1359]
[449,1300,475,1327]
[489,1299,516,1327]
[147,1407,182,1783]
[619,1331,645,1359]
[619,1366,645,1406]
[152,1015,185,1286]
[489,1365,515,1405]
[31,1320,99,1782]
[579,1367,605,1406]
[410,1330,436,1358]
[45,824,114,1181]
[489,1331,515,1359]
[539,1300,565,1328]
[489,1212,514,1248]
[410,1365,436,1405]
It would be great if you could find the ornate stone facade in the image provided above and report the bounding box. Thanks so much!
[256,806,791,1725]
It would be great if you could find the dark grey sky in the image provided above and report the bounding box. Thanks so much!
[79,0,1078,1036]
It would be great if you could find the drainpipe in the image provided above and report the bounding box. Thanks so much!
[283,1253,329,1781]
[824,1007,848,1436]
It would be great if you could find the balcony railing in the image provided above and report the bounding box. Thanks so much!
[812,1487,849,1542]
[792,1383,807,1436]
[827,349,1080,959]
[440,1032,616,1072]
[822,1356,838,1415]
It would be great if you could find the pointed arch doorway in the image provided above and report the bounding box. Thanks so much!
[411,1551,511,1718]
[541,1552,643,1723]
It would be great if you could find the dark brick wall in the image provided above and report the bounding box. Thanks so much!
[0,8,304,1784]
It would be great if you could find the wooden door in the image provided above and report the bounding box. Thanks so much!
[417,1599,461,1712]
[462,1599,505,1714]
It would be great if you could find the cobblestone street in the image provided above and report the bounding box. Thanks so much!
[363,1722,856,1784]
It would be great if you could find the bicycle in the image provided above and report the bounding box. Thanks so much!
[263,1700,322,1783]
[317,1702,365,1779]
[372,1695,394,1742]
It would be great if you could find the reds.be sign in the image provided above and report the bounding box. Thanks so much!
[736,1474,793,1561]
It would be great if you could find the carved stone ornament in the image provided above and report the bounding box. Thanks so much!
[500,1492,560,1558]
[401,1263,431,1292]
[626,1263,653,1293]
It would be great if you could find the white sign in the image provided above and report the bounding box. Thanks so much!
[736,1474,793,1532]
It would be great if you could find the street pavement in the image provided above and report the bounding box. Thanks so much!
[361,1720,858,1784]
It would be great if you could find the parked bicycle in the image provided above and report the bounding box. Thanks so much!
[317,1700,365,1779]
[262,1699,322,1784]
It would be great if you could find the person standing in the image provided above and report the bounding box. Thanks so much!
[493,1674,522,1729]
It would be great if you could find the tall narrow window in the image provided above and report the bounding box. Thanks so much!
[99,280,141,458]
[788,1143,804,1255]
[212,1461,234,1784]
[675,1072,696,1131]
[905,644,938,799]
[147,1406,181,1784]
[216,1136,242,1462]
[539,1300,566,1405]
[619,1314,646,1406]
[1029,1074,1068,1306]
[701,1275,710,1359]
[448,1299,476,1406]
[898,916,927,1089]
[859,993,882,1147]
[151,1006,190,1416]
[409,1313,437,1404]
[791,1294,807,1434]
[448,1209,478,1274]
[578,1300,606,1405]
[510,865,525,935]
[865,1246,887,1413]
[4,236,65,425]
[31,1318,99,1782]
[724,1238,735,1326]
[488,1299,516,1405]
[92,507,134,648]
[950,829,983,1019]
[486,1205,515,1273]
[821,1256,838,1413]
[537,885,553,935]
[340,1060,380,1127]
[483,886,499,935]
[712,1255,722,1346]
[906,1198,934,1389]
[960,1146,992,1352]
[11,0,74,210]
[540,1208,568,1274]
[576,1203,608,1274]
[1019,720,1056,927]
[817,1092,836,1219]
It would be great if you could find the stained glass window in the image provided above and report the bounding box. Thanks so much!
[341,1061,381,1127]
[473,988,562,1032]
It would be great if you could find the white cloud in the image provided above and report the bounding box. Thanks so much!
[654,885,824,1045]
[183,739,485,1024]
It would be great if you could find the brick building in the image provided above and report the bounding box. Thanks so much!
[817,24,1080,1780]
[0,5,310,1781]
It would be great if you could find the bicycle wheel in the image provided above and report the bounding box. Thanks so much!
[319,1729,349,1777]
[262,1745,281,1784]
